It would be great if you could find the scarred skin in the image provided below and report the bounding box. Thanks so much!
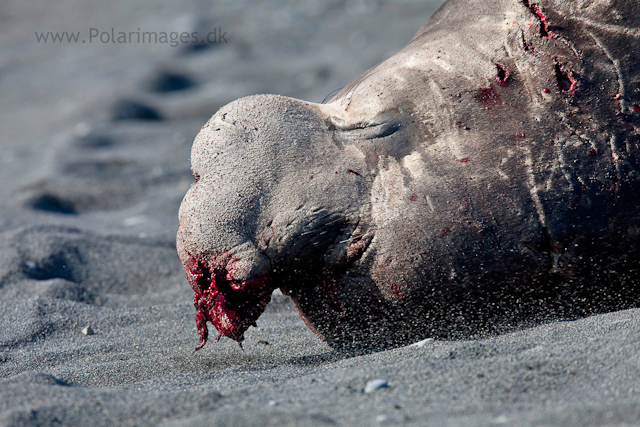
[177,0,640,350]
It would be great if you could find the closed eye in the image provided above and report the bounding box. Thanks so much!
[330,116,401,142]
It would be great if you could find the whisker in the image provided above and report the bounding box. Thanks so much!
[322,87,344,104]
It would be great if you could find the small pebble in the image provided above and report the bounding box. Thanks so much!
[364,379,388,393]
[375,414,389,423]
[123,216,148,227]
[81,326,95,336]
[410,338,434,348]
[494,415,508,424]
[267,400,279,407]
[73,122,92,137]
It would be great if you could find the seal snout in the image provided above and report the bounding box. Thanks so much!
[184,251,276,350]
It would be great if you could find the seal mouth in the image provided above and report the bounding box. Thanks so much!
[184,253,275,350]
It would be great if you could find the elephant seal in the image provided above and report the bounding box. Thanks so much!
[177,0,640,350]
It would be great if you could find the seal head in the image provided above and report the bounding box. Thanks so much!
[177,94,394,348]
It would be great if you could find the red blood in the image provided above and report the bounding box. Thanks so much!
[522,0,550,37]
[346,234,371,262]
[587,148,602,156]
[347,169,361,176]
[309,176,313,180]
[408,193,418,201]
[193,171,200,182]
[459,157,469,163]
[184,253,274,351]
[441,227,452,238]
[543,88,551,93]
[494,63,510,88]
[516,133,527,138]
[554,60,576,92]
[390,283,406,298]
[634,104,640,112]
[475,87,502,110]
[346,242,363,259]
[194,309,208,351]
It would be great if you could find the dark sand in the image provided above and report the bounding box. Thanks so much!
[1,0,640,425]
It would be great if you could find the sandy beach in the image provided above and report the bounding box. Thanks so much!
[1,0,640,425]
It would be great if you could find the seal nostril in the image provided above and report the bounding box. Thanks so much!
[188,258,213,292]
[212,267,233,294]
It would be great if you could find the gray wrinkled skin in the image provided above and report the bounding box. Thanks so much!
[177,0,640,350]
